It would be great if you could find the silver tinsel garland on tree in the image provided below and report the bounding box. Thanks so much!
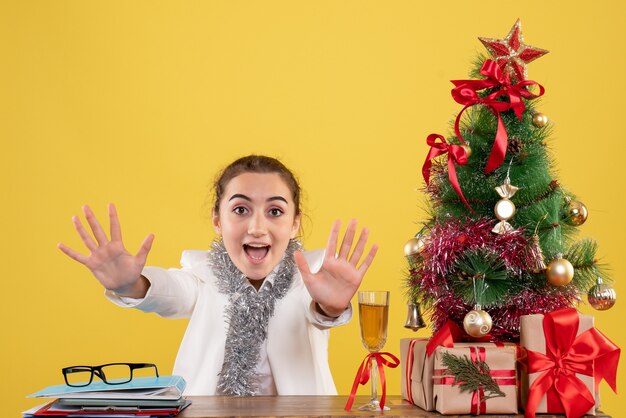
[208,239,301,395]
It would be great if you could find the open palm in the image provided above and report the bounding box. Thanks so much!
[294,220,378,317]
[58,204,154,297]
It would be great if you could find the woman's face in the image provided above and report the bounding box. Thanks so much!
[213,172,301,281]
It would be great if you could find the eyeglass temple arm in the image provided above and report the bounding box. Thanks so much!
[93,368,107,381]
[130,363,159,377]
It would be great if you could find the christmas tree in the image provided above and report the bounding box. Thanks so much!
[404,19,616,341]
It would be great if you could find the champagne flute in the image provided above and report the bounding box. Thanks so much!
[358,290,390,411]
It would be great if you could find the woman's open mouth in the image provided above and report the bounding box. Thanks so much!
[243,244,270,264]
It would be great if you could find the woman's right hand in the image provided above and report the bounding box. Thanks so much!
[58,203,155,298]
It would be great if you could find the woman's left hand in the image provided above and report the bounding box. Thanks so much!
[294,219,378,317]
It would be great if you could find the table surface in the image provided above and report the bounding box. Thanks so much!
[178,396,610,417]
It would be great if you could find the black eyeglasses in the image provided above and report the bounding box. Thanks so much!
[62,363,159,387]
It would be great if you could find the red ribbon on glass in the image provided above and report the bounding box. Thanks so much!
[344,352,400,411]
[451,59,545,173]
[422,133,472,211]
[524,308,621,418]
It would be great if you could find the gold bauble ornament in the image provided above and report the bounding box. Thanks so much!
[546,256,574,286]
[460,143,472,159]
[404,229,430,256]
[588,277,616,310]
[566,200,588,226]
[463,308,493,337]
[532,112,549,127]
[404,236,426,256]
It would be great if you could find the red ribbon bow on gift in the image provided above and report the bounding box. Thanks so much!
[344,352,400,411]
[524,308,621,418]
[422,133,472,211]
[451,59,545,173]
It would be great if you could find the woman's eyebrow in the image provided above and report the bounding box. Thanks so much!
[228,193,251,202]
[267,196,288,204]
[228,194,288,204]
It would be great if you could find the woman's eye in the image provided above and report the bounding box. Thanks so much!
[269,208,284,217]
[233,206,248,215]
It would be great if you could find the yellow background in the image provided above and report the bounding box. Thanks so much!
[2,1,625,415]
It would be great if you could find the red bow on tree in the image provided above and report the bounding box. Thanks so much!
[524,308,620,418]
[451,59,545,173]
[422,133,472,211]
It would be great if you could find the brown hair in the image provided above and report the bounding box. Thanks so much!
[213,155,302,216]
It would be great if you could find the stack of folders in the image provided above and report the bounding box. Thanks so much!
[24,376,190,417]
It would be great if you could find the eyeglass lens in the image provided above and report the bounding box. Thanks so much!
[63,366,94,387]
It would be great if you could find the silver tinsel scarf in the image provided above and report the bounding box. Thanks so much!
[208,239,301,396]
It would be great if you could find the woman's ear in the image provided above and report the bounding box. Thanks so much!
[212,209,222,235]
[291,214,301,239]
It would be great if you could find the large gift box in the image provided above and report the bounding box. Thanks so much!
[432,345,518,415]
[400,336,518,412]
[520,308,620,418]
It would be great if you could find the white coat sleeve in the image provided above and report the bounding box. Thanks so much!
[104,250,205,319]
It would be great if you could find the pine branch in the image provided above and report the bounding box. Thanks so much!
[452,249,516,307]
[440,352,506,401]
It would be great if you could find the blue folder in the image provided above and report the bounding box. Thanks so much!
[27,375,186,400]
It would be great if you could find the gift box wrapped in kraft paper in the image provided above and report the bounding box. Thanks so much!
[400,338,433,410]
[400,337,518,412]
[520,308,620,418]
[432,345,518,415]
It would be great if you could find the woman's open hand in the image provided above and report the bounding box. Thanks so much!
[58,203,154,298]
[294,219,378,317]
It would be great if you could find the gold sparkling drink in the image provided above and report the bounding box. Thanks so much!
[357,291,390,411]
[359,302,389,352]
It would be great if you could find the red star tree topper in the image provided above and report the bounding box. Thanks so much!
[479,19,548,82]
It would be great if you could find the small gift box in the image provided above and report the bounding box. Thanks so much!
[432,345,518,415]
[520,308,620,418]
[400,338,434,411]
[401,334,518,412]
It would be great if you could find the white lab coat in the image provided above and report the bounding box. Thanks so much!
[105,249,352,395]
